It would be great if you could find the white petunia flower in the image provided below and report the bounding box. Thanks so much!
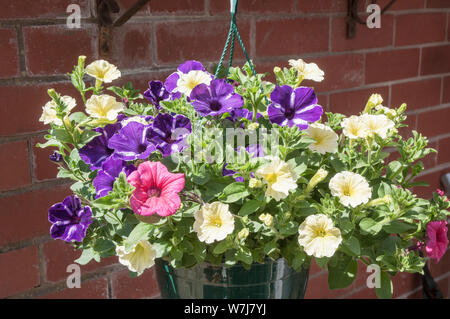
[176,70,212,96]
[298,214,342,258]
[85,94,124,121]
[360,114,395,139]
[193,202,235,244]
[121,116,150,126]
[305,123,339,154]
[85,59,121,83]
[116,239,156,274]
[368,94,383,107]
[39,96,76,126]
[341,116,369,139]
[288,59,324,82]
[329,171,372,207]
[259,213,274,227]
[256,157,298,201]
[375,105,397,118]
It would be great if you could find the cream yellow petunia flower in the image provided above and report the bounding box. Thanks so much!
[256,157,298,201]
[298,214,342,258]
[329,171,372,207]
[360,114,395,139]
[341,116,369,139]
[177,70,212,96]
[39,96,76,126]
[305,123,339,154]
[85,59,121,83]
[259,213,274,227]
[288,58,324,82]
[193,202,235,244]
[116,239,156,274]
[85,94,124,121]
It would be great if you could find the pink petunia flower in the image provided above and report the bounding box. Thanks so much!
[425,220,449,262]
[127,161,185,217]
[436,189,445,197]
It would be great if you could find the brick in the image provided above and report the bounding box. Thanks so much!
[0,82,79,136]
[396,13,446,46]
[39,277,108,299]
[421,45,450,76]
[23,25,97,76]
[110,23,152,70]
[255,18,329,57]
[443,76,450,104]
[329,86,389,116]
[344,286,377,299]
[404,288,423,299]
[111,268,159,299]
[437,136,450,165]
[0,28,19,78]
[413,170,444,198]
[421,141,438,170]
[0,0,90,19]
[298,0,347,13]
[156,19,250,64]
[32,136,59,181]
[417,107,450,138]
[118,0,204,15]
[376,0,425,10]
[0,185,70,247]
[429,248,450,279]
[331,15,394,52]
[397,113,417,139]
[210,0,295,14]
[391,271,422,298]
[427,0,450,8]
[391,78,442,111]
[0,141,31,191]
[43,240,117,282]
[366,49,420,84]
[0,246,39,298]
[312,54,365,92]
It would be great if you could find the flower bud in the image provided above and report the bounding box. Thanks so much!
[237,228,250,240]
[49,151,63,163]
[249,178,263,189]
[259,213,274,227]
[306,168,328,193]
[366,195,392,207]
[248,122,259,130]
[364,93,383,113]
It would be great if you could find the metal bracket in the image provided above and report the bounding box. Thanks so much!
[97,0,151,58]
[346,0,397,38]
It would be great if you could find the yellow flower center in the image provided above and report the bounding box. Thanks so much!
[185,78,201,91]
[266,173,278,184]
[313,226,327,238]
[207,214,223,228]
[341,182,353,197]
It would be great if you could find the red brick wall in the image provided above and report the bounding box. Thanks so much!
[0,0,449,299]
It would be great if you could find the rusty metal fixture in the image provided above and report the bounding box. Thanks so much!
[97,0,151,58]
[347,0,397,38]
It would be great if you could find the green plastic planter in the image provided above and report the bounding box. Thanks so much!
[155,258,309,299]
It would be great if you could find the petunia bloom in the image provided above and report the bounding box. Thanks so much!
[85,94,124,121]
[329,171,372,207]
[425,220,449,262]
[190,79,244,116]
[116,239,156,274]
[127,161,185,217]
[268,85,323,130]
[39,96,77,126]
[288,59,324,82]
[48,195,93,242]
[193,202,235,244]
[147,113,192,157]
[85,59,121,83]
[49,151,63,163]
[360,114,395,139]
[92,156,136,198]
[165,60,213,96]
[341,116,369,139]
[304,123,339,154]
[79,122,121,170]
[108,122,155,161]
[298,214,342,258]
[143,80,170,109]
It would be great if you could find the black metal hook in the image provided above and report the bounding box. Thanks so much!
[347,0,397,38]
[97,0,151,27]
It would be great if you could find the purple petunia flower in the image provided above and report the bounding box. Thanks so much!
[148,113,192,157]
[268,85,323,130]
[190,79,244,117]
[79,122,121,170]
[48,195,93,242]
[49,151,63,163]
[108,122,156,161]
[92,156,136,198]
[165,60,213,97]
[226,108,262,122]
[143,80,170,109]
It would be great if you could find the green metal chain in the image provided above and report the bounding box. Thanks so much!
[214,0,256,79]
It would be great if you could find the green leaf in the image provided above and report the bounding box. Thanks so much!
[75,248,99,265]
[51,128,73,144]
[125,223,154,251]
[69,112,88,124]
[359,218,383,235]
[238,200,262,216]
[79,130,101,145]
[328,258,358,290]
[213,240,230,255]
[235,248,253,265]
[220,182,250,203]
[263,241,278,255]
[292,251,307,270]
[279,221,299,236]
[383,220,416,234]
[341,236,361,256]
[375,271,393,299]
[152,241,171,258]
